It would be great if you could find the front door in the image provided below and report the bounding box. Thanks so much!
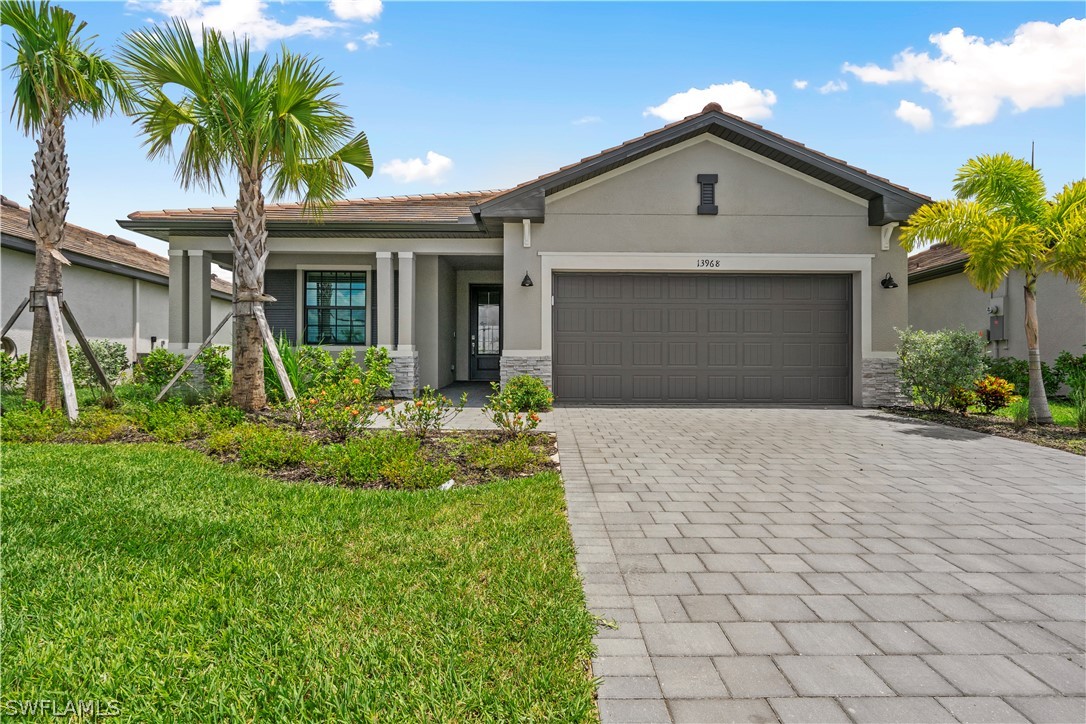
[469,285,502,381]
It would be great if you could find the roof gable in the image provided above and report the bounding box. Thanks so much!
[475,106,928,227]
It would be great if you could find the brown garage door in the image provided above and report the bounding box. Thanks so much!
[552,273,851,404]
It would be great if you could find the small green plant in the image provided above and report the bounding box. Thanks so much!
[482,383,543,437]
[64,409,133,443]
[194,345,231,390]
[302,375,380,440]
[1070,387,1086,433]
[973,375,1017,414]
[1055,349,1086,394]
[1007,397,1031,428]
[897,327,987,411]
[362,346,394,392]
[124,401,244,442]
[207,424,314,469]
[307,432,451,489]
[0,351,29,392]
[69,339,130,388]
[134,348,187,389]
[947,386,977,415]
[383,386,466,438]
[466,437,547,475]
[500,375,554,412]
[0,405,68,442]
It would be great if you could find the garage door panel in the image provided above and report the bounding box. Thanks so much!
[553,273,850,404]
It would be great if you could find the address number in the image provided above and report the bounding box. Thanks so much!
[696,258,721,268]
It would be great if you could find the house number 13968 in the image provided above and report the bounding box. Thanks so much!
[696,259,721,268]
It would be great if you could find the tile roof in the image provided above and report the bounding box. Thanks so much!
[1,196,232,294]
[908,243,968,278]
[127,190,506,224]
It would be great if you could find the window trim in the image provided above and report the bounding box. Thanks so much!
[294,265,372,350]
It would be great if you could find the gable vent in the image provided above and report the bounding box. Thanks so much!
[697,174,718,215]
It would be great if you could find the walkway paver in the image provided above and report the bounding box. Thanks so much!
[555,407,1085,723]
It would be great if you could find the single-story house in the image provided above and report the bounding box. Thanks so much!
[1,195,232,363]
[909,243,1085,364]
[120,104,929,406]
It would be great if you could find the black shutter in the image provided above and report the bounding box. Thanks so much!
[264,270,297,344]
[697,174,718,215]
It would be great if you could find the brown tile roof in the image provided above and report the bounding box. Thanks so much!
[127,190,506,224]
[480,106,930,208]
[1,196,232,295]
[908,243,968,277]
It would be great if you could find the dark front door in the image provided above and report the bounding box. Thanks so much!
[469,285,502,381]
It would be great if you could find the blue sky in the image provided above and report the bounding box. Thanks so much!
[2,1,1084,258]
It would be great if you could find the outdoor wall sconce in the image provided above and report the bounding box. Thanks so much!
[881,273,899,289]
[521,272,534,287]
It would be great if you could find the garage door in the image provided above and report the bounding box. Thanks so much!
[552,273,851,404]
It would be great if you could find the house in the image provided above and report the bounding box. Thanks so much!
[909,243,1085,363]
[1,195,232,363]
[120,104,929,406]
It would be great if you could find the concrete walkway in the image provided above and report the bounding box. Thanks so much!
[555,407,1085,724]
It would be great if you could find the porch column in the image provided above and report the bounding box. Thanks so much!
[167,249,187,351]
[397,251,415,350]
[376,251,393,347]
[186,250,211,353]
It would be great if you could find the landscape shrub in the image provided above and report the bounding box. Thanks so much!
[947,386,977,415]
[1071,387,1086,433]
[973,375,1017,414]
[482,383,543,437]
[383,386,466,438]
[500,375,554,412]
[466,436,547,475]
[307,433,449,488]
[124,401,244,442]
[69,339,129,388]
[1,351,30,392]
[303,376,380,440]
[362,346,394,392]
[1,405,69,442]
[64,409,133,443]
[194,345,231,390]
[1055,350,1086,393]
[134,348,187,390]
[897,327,987,411]
[207,424,314,469]
[984,356,1064,399]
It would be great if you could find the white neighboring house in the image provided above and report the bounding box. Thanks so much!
[1,195,232,364]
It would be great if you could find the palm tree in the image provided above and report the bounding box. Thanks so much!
[2,0,130,409]
[901,154,1086,423]
[120,20,373,410]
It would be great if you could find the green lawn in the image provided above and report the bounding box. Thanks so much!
[992,400,1081,427]
[1,444,597,722]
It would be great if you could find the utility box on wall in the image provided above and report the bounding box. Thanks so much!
[989,315,1006,341]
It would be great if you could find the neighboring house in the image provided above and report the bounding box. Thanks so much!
[120,104,928,405]
[908,243,1085,364]
[1,195,232,364]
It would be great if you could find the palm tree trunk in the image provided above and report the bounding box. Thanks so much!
[1023,277,1053,424]
[24,110,68,409]
[230,164,268,411]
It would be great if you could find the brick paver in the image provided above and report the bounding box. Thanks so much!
[556,407,1085,723]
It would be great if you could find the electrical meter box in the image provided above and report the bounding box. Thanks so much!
[989,315,1006,341]
[987,296,1004,315]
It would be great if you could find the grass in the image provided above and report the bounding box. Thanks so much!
[1,444,598,721]
[991,399,1080,427]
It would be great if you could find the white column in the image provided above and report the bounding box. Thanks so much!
[167,249,187,350]
[131,279,140,364]
[187,249,211,351]
[397,251,416,350]
[376,251,393,347]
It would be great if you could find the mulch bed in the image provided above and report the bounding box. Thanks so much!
[880,405,1086,456]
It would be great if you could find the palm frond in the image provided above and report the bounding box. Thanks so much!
[953,153,1047,223]
[1043,180,1086,291]
[959,216,1045,293]
[899,200,987,252]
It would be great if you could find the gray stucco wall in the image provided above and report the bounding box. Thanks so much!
[909,269,1085,363]
[2,246,230,363]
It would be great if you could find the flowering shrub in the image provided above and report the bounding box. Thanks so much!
[482,383,543,437]
[303,376,378,441]
[383,386,466,438]
[973,375,1017,414]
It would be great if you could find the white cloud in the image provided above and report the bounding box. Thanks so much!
[792,79,809,90]
[572,115,602,126]
[345,40,359,52]
[379,151,454,184]
[644,81,777,122]
[818,79,848,94]
[328,0,382,22]
[361,30,381,48]
[895,100,934,131]
[843,18,1086,126]
[135,0,337,49]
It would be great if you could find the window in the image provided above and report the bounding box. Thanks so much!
[303,271,367,345]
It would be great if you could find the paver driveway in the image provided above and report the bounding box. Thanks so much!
[555,407,1085,724]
